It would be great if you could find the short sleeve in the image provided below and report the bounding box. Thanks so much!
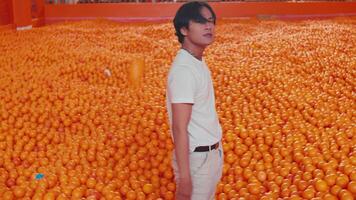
[168,66,196,104]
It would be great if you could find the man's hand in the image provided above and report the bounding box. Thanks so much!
[176,177,193,200]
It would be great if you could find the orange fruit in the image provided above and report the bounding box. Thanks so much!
[302,188,315,199]
[72,187,84,199]
[3,191,14,200]
[247,183,261,195]
[142,183,154,194]
[86,177,96,189]
[257,171,267,182]
[43,192,56,200]
[347,181,356,194]
[126,190,137,200]
[0,18,354,199]
[336,175,349,188]
[12,186,25,198]
[323,194,338,200]
[315,179,328,192]
[325,174,337,186]
[330,185,342,196]
[338,189,354,200]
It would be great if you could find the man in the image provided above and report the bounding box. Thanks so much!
[166,2,224,200]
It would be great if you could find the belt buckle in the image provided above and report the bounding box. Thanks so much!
[210,143,215,151]
[212,142,218,151]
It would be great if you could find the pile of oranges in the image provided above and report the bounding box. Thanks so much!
[0,18,355,200]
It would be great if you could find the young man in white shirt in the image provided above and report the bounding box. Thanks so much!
[166,2,223,200]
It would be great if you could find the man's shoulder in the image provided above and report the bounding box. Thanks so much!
[171,56,194,72]
[169,64,193,78]
[172,50,198,67]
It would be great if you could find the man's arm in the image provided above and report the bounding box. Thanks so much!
[172,103,193,199]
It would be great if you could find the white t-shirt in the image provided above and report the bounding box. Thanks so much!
[166,49,222,152]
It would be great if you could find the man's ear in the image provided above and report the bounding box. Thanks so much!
[180,26,188,37]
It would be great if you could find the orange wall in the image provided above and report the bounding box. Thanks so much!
[34,0,45,19]
[44,2,356,24]
[12,0,32,27]
[0,0,12,25]
[2,2,356,28]
[0,0,44,28]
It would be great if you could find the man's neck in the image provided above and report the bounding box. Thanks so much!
[182,43,205,61]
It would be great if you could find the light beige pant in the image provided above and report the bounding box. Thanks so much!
[172,143,224,200]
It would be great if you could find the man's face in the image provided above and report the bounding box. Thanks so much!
[181,7,215,47]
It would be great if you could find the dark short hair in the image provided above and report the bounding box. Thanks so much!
[173,1,216,44]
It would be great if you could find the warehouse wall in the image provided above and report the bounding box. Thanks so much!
[44,2,356,24]
[0,0,12,25]
[0,0,45,29]
[2,1,356,28]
